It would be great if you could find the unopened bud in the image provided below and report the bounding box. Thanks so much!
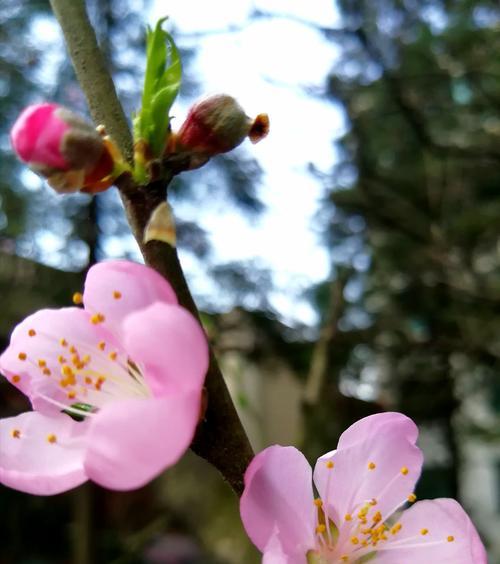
[144,201,176,246]
[174,94,269,162]
[11,103,119,193]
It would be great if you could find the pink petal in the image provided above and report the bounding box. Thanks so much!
[337,411,418,449]
[262,535,308,564]
[83,392,201,490]
[376,499,487,563]
[83,260,178,338]
[11,103,69,169]
[313,413,423,528]
[0,411,88,495]
[0,307,122,412]
[240,445,316,557]
[122,303,209,395]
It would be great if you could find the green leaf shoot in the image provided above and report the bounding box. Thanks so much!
[133,17,182,176]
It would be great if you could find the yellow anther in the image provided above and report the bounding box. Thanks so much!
[447,535,455,542]
[69,345,77,354]
[72,292,83,305]
[400,466,409,475]
[420,528,429,536]
[345,513,352,521]
[43,368,51,376]
[358,506,368,518]
[326,460,334,469]
[47,433,57,444]
[28,329,36,337]
[341,556,349,562]
[61,364,74,378]
[11,429,21,439]
[38,359,47,368]
[67,390,76,400]
[368,461,376,470]
[372,511,382,523]
[90,313,105,324]
[82,354,91,364]
[313,498,323,508]
[18,352,27,361]
[315,524,326,534]
[12,375,21,384]
[84,376,93,385]
[391,523,402,535]
[95,376,105,391]
[369,498,377,505]
[350,536,359,545]
[108,351,117,361]
[59,338,68,347]
[407,493,417,503]
[98,341,106,351]
[113,290,122,300]
[57,355,66,364]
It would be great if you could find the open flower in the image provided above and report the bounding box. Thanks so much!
[240,413,486,563]
[0,260,208,494]
[11,103,121,193]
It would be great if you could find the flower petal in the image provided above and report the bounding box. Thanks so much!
[83,260,178,335]
[376,499,487,563]
[11,103,70,169]
[84,392,200,490]
[240,445,316,558]
[337,412,418,450]
[313,413,423,528]
[262,535,308,564]
[0,411,88,495]
[122,303,209,395]
[0,307,123,413]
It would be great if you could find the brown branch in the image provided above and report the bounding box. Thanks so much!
[50,0,254,496]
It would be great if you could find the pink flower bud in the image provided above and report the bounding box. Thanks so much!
[174,94,269,159]
[11,103,71,170]
[11,103,119,194]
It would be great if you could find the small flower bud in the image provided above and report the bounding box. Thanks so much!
[174,94,269,164]
[11,103,118,193]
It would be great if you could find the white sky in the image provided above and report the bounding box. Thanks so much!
[149,0,344,324]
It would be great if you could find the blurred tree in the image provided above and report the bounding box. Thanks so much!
[315,0,500,506]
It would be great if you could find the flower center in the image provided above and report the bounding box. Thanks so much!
[22,314,151,419]
[306,460,457,563]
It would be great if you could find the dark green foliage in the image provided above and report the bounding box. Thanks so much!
[317,0,500,505]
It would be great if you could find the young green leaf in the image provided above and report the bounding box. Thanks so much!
[134,18,182,169]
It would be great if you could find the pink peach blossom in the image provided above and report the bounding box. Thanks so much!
[240,413,486,563]
[0,260,208,494]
